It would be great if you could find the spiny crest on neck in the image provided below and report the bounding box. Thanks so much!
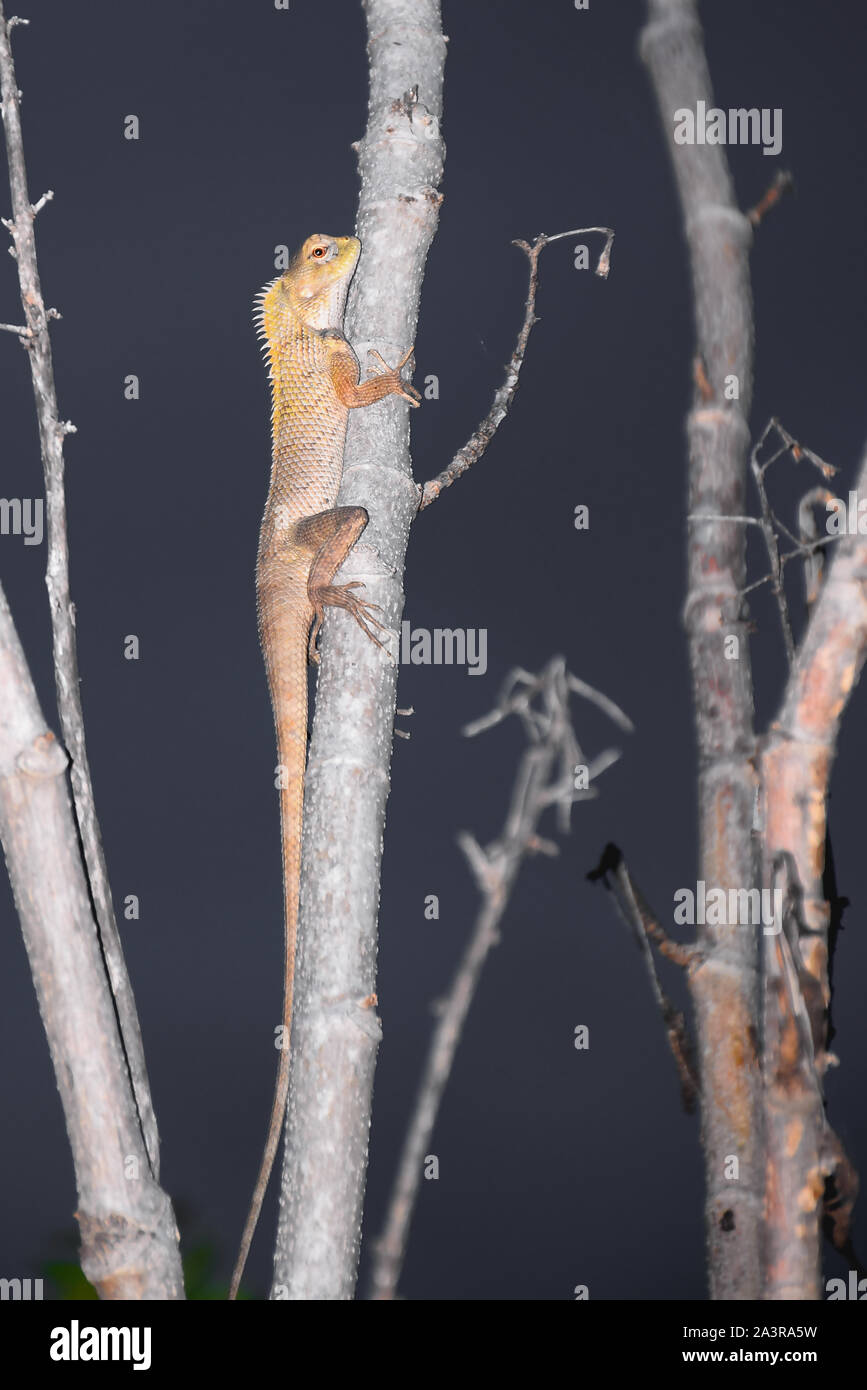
[253,234,360,435]
[253,233,360,359]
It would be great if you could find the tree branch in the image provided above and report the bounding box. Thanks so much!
[761,439,867,1298]
[0,1,160,1174]
[270,0,446,1300]
[641,0,762,1299]
[0,582,183,1298]
[418,228,613,509]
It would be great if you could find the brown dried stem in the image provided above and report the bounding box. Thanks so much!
[746,170,794,228]
[587,843,699,1111]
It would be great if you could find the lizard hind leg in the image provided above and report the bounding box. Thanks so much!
[298,505,390,662]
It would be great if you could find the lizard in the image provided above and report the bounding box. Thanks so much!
[229,233,420,1300]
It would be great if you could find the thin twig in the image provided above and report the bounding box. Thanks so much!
[687,513,762,527]
[691,422,839,616]
[738,535,838,599]
[746,170,794,228]
[587,843,699,1111]
[418,227,614,509]
[749,418,838,665]
[750,424,796,665]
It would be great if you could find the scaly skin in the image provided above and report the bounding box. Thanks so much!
[229,234,420,1299]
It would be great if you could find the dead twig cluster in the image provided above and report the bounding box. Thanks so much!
[368,658,631,1300]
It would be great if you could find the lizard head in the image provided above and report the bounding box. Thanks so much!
[256,234,361,342]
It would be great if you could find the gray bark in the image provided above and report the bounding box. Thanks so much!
[0,585,183,1299]
[641,0,762,1299]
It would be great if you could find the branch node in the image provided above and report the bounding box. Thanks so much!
[16,729,68,778]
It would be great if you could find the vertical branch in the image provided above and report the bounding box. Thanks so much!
[641,0,762,1298]
[761,443,867,1298]
[271,0,446,1299]
[0,5,160,1172]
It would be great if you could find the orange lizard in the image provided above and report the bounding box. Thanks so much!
[229,234,420,1299]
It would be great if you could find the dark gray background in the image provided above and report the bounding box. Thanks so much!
[0,0,865,1300]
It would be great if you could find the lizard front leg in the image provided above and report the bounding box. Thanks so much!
[294,506,389,662]
[325,335,422,410]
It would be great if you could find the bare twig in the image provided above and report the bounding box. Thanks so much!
[749,419,838,663]
[746,170,794,228]
[29,186,52,215]
[368,658,629,1300]
[690,423,838,616]
[750,425,796,665]
[688,514,762,527]
[739,536,838,600]
[566,672,634,733]
[587,843,699,1111]
[751,417,836,484]
[418,227,613,509]
[0,1,160,1173]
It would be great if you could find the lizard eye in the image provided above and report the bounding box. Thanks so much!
[311,246,326,258]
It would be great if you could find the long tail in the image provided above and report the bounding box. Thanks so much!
[229,591,307,1300]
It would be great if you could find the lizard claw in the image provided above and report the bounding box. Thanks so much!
[367,347,422,408]
[309,581,391,662]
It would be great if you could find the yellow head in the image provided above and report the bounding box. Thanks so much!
[255,234,360,346]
